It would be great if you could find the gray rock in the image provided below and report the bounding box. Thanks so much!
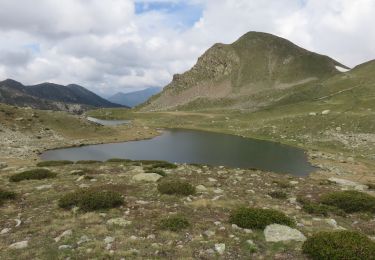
[203,230,215,237]
[58,245,72,250]
[77,235,90,245]
[36,184,53,190]
[54,230,73,242]
[328,177,368,191]
[1,228,11,235]
[9,240,28,249]
[132,173,162,182]
[196,185,207,192]
[104,236,115,244]
[264,224,306,242]
[107,218,132,227]
[215,243,225,255]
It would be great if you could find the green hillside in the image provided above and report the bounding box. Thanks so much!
[140,32,347,111]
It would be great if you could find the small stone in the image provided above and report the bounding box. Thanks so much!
[36,184,53,190]
[58,245,72,250]
[76,176,85,182]
[289,181,299,185]
[309,112,317,116]
[9,241,28,249]
[196,185,207,192]
[322,110,331,115]
[132,173,162,182]
[107,218,132,227]
[77,235,90,245]
[244,229,253,234]
[1,228,11,234]
[208,178,217,182]
[264,224,306,242]
[215,243,225,255]
[147,234,156,239]
[130,235,138,240]
[203,230,215,237]
[214,221,221,226]
[54,230,73,242]
[232,224,240,230]
[104,236,115,244]
[213,188,224,194]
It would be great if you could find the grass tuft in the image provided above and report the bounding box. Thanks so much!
[157,179,196,196]
[36,160,74,167]
[229,207,294,229]
[320,190,375,213]
[9,169,57,182]
[0,189,17,205]
[302,231,375,260]
[58,188,123,211]
[160,216,190,231]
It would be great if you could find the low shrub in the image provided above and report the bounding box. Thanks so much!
[229,207,295,229]
[297,196,345,217]
[36,160,74,167]
[9,169,57,182]
[268,191,287,199]
[160,216,190,231]
[0,189,17,205]
[58,188,123,211]
[76,160,102,164]
[320,190,375,213]
[367,183,375,190]
[106,158,133,163]
[157,180,195,196]
[302,231,375,260]
[272,180,292,189]
[140,160,177,169]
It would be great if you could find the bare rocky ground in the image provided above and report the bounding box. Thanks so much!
[1,105,375,259]
[1,161,375,259]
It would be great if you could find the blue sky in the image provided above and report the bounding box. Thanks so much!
[135,1,203,29]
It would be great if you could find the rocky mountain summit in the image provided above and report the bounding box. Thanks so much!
[141,32,348,111]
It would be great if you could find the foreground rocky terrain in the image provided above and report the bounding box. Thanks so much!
[1,159,375,259]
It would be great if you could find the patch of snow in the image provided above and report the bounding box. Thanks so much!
[335,66,350,73]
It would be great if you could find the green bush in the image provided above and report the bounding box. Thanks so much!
[36,160,74,167]
[320,191,375,213]
[229,207,294,229]
[302,231,375,260]
[106,158,133,163]
[9,169,57,182]
[76,160,102,164]
[58,188,123,211]
[268,191,287,199]
[140,160,177,169]
[157,180,196,196]
[272,180,292,188]
[160,216,190,231]
[297,196,345,216]
[0,189,17,205]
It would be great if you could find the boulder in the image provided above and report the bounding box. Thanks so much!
[264,224,306,242]
[132,173,162,182]
[9,240,28,249]
[328,177,368,191]
[107,218,132,227]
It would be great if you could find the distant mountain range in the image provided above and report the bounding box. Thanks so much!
[108,87,162,107]
[0,79,123,113]
[140,31,349,111]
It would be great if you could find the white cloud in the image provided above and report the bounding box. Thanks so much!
[0,0,374,96]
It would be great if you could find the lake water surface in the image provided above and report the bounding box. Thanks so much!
[41,129,316,177]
